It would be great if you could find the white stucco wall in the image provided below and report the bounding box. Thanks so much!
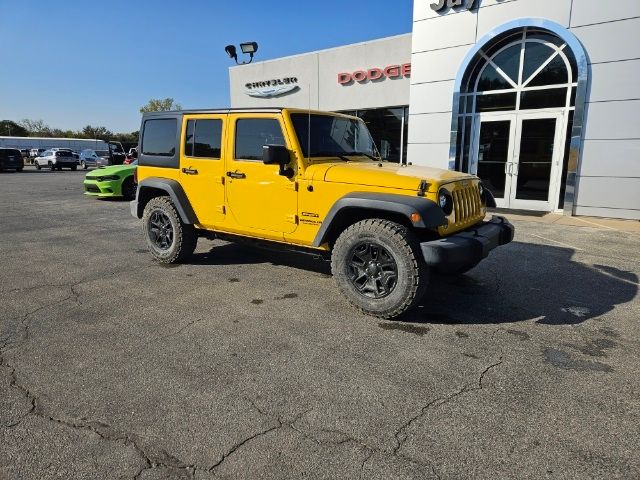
[409,0,640,219]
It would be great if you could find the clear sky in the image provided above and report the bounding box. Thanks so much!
[0,0,413,133]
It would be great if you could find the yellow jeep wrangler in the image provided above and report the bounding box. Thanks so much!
[131,108,514,318]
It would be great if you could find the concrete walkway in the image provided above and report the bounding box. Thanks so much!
[491,210,640,235]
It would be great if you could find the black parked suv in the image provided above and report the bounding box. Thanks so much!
[0,148,24,172]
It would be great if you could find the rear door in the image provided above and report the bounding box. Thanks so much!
[179,114,227,228]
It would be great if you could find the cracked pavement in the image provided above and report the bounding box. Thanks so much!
[1,171,639,479]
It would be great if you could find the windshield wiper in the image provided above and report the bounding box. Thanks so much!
[345,152,379,161]
[309,151,349,161]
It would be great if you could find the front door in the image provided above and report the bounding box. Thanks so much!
[472,112,564,211]
[180,114,227,228]
[224,114,298,237]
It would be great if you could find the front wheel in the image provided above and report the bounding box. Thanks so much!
[35,161,41,170]
[80,160,87,170]
[121,176,136,201]
[331,219,428,319]
[142,196,197,264]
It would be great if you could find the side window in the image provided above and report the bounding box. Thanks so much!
[235,118,285,161]
[142,119,177,157]
[184,119,222,159]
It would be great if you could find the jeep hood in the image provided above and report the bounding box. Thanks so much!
[320,161,473,192]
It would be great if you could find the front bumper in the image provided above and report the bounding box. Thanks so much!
[84,179,121,197]
[421,216,514,271]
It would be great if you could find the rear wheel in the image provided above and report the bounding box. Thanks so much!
[142,196,197,264]
[50,163,56,171]
[81,160,87,170]
[331,219,428,319]
[71,165,77,171]
[16,167,23,172]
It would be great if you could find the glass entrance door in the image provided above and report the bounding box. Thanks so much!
[510,113,563,211]
[472,115,517,209]
[472,112,564,211]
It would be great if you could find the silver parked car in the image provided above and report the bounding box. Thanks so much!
[79,149,110,169]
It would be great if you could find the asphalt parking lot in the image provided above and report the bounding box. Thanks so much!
[1,169,639,480]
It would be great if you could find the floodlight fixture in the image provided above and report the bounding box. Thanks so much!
[225,42,259,64]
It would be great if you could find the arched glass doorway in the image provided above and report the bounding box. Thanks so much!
[454,26,582,212]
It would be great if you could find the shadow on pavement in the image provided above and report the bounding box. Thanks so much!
[402,241,638,326]
[188,240,637,327]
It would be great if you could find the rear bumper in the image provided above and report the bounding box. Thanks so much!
[54,160,78,167]
[421,216,514,271]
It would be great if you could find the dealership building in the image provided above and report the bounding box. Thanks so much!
[229,0,640,220]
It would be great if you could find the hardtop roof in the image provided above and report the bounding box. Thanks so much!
[141,108,358,118]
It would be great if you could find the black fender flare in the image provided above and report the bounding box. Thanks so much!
[312,192,447,247]
[131,177,199,224]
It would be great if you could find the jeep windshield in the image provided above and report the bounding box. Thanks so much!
[291,113,379,160]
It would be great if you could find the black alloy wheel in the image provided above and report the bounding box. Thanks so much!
[347,242,398,299]
[141,196,197,264]
[148,210,174,251]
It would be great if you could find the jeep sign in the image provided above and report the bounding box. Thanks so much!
[431,0,478,12]
[338,64,411,85]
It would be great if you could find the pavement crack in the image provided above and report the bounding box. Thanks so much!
[208,423,282,472]
[391,358,504,473]
[0,340,37,428]
[0,342,199,479]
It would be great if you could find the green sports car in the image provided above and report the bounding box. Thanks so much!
[84,161,137,200]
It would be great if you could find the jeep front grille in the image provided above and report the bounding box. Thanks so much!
[452,185,482,224]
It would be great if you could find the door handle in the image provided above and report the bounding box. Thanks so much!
[226,171,246,179]
[182,168,198,175]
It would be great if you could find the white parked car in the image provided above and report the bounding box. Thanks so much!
[34,149,78,171]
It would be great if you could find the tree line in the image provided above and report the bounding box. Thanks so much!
[0,98,182,144]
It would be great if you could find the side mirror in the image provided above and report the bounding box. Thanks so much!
[263,144,294,178]
[263,144,289,165]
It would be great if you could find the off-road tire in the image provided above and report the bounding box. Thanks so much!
[121,177,136,201]
[331,219,428,319]
[142,196,197,264]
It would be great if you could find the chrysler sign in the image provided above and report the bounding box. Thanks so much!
[245,77,299,98]
[338,64,411,85]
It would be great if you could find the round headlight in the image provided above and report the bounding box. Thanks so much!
[438,190,454,215]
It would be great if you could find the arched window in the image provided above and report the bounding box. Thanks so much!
[459,28,578,115]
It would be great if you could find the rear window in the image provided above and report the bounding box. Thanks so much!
[142,119,177,157]
[184,119,222,158]
[56,151,72,157]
